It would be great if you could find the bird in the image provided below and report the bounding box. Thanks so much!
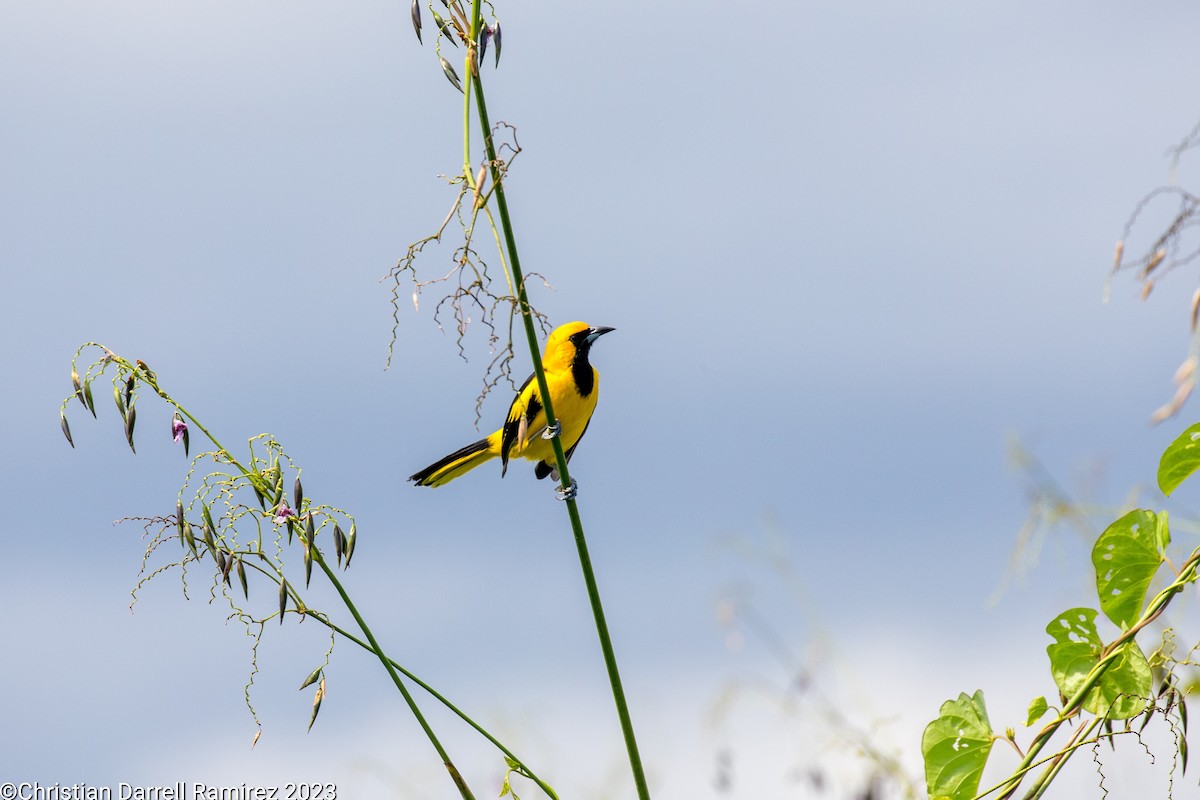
[409,321,615,489]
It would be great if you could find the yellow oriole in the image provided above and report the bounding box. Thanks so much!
[409,321,615,488]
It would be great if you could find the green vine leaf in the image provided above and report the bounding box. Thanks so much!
[1025,695,1049,727]
[922,690,994,800]
[1045,608,1151,719]
[1092,509,1166,628]
[1158,422,1200,496]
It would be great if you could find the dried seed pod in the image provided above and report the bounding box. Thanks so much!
[307,676,325,732]
[1144,247,1166,277]
[278,579,288,624]
[123,374,135,409]
[236,558,248,599]
[136,359,154,379]
[491,20,501,66]
[440,56,464,92]
[293,475,304,513]
[221,551,235,584]
[299,666,322,691]
[60,411,74,448]
[410,0,422,43]
[478,25,488,65]
[124,405,137,453]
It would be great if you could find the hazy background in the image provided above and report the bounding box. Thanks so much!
[4,1,1200,797]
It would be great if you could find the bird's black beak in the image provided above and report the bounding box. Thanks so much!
[585,326,615,344]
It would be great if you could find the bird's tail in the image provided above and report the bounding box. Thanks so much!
[409,436,498,487]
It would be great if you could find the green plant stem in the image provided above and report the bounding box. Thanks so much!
[1022,717,1102,800]
[463,6,651,798]
[304,609,560,800]
[315,553,476,800]
[982,547,1200,800]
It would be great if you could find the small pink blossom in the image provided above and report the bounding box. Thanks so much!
[273,502,296,525]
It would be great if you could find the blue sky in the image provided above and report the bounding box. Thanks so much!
[5,1,1200,798]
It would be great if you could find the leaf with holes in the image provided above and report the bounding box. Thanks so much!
[1092,509,1166,628]
[922,690,994,800]
[1046,608,1151,719]
[1159,423,1200,496]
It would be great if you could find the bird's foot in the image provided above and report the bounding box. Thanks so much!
[542,421,562,440]
[555,478,578,501]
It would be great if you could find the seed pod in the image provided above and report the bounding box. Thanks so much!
[303,518,314,588]
[72,370,85,407]
[124,405,137,453]
[201,502,216,531]
[307,676,325,732]
[236,558,248,599]
[254,483,266,510]
[176,500,186,549]
[182,425,189,456]
[221,552,235,585]
[293,475,304,513]
[432,10,456,45]
[185,526,199,560]
[299,666,322,691]
[60,411,74,448]
[82,380,96,418]
[491,20,501,66]
[114,383,126,420]
[123,374,135,410]
[410,0,422,43]
[278,579,288,624]
[478,25,488,65]
[333,524,345,567]
[440,56,464,92]
[202,520,217,561]
[344,523,357,568]
[136,359,154,379]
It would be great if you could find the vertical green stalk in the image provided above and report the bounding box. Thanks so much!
[316,554,477,800]
[462,6,651,799]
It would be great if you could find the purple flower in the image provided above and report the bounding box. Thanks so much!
[273,502,296,525]
[171,412,190,456]
[172,415,187,443]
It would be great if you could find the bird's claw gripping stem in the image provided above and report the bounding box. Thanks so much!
[542,421,562,440]
[555,478,578,501]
